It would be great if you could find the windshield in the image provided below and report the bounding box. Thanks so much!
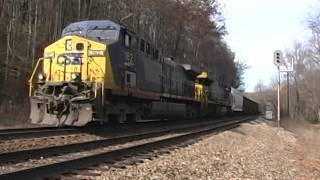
[87,29,119,43]
[63,27,119,44]
[63,26,85,36]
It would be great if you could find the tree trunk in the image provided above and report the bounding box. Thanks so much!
[86,0,92,19]
[31,0,38,68]
[78,0,81,20]
[0,0,5,19]
[27,1,32,59]
[4,20,12,90]
[173,22,184,58]
[293,76,301,115]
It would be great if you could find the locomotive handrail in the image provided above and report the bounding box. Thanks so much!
[29,58,44,96]
[88,56,105,106]
[88,57,105,80]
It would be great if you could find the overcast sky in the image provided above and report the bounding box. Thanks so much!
[223,0,318,92]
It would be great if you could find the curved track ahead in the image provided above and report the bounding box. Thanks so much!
[0,116,256,180]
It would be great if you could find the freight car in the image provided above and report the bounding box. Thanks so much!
[230,88,260,115]
[243,96,260,115]
[230,88,243,112]
[28,20,254,126]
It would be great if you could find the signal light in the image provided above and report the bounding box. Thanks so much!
[71,73,81,81]
[71,73,78,80]
[274,50,283,66]
[38,73,45,82]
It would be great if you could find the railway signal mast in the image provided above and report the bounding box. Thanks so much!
[274,50,283,128]
[273,50,293,128]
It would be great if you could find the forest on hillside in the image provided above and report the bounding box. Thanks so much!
[0,0,240,125]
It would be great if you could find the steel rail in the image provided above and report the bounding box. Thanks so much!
[0,116,255,180]
[0,117,246,164]
[0,116,236,140]
[0,126,80,140]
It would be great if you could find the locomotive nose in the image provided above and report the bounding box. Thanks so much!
[43,36,106,83]
[30,34,108,126]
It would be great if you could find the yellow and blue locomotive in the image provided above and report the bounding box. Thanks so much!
[29,20,231,126]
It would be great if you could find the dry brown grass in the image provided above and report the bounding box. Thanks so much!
[282,117,320,167]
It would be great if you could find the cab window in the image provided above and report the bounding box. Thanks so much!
[125,33,137,50]
[154,49,159,60]
[131,36,137,49]
[146,43,151,55]
[140,39,145,52]
[125,33,131,48]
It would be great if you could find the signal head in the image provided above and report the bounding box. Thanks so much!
[274,50,283,66]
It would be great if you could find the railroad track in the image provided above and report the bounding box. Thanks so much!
[0,126,83,140]
[0,117,238,165]
[0,117,230,140]
[0,116,255,180]
[0,117,241,154]
[0,120,181,140]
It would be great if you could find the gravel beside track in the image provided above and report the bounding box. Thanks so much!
[0,133,184,174]
[0,118,237,155]
[0,117,250,179]
[2,117,316,179]
[0,134,102,154]
[95,119,320,180]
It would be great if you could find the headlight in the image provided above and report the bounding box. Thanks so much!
[38,73,45,81]
[66,39,72,51]
[44,52,55,58]
[71,73,77,80]
[88,50,104,57]
[71,73,80,81]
